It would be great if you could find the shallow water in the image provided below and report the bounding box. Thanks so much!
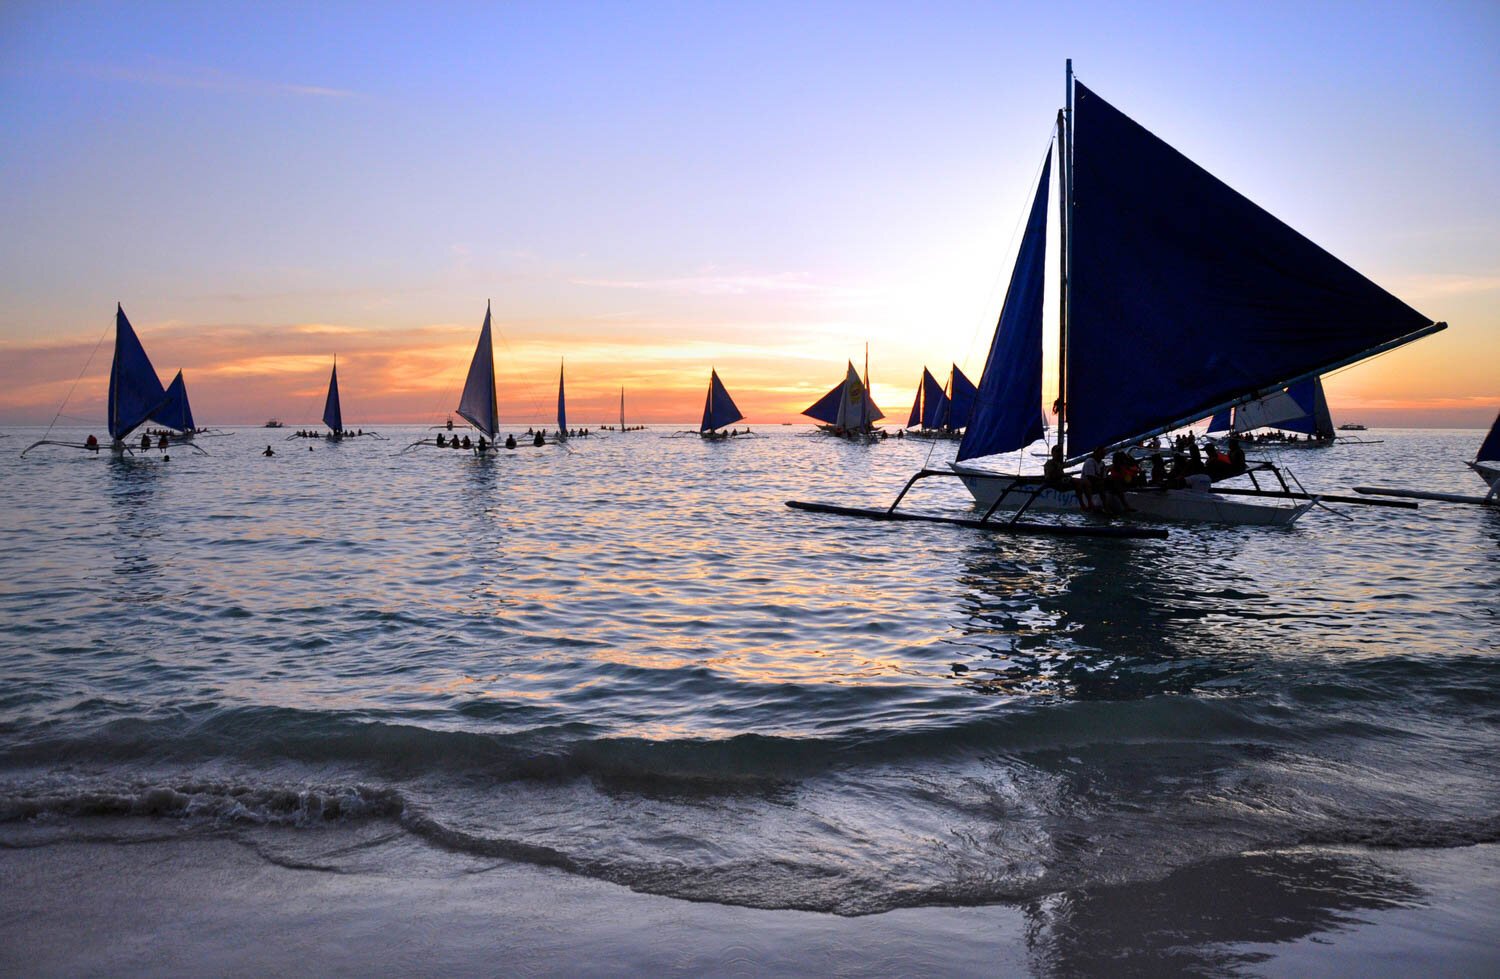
[1,427,1496,928]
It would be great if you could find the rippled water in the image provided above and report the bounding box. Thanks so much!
[1,426,1496,922]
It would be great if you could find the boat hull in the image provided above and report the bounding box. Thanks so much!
[1470,461,1500,493]
[951,465,1313,527]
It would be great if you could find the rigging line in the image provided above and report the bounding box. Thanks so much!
[41,313,114,444]
[490,326,554,429]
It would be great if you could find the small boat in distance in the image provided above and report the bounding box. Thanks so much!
[264,418,284,428]
[1338,423,1367,431]
[403,302,501,454]
[698,369,752,439]
[288,360,385,441]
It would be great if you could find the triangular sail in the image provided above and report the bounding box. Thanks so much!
[1066,81,1441,456]
[1231,376,1331,437]
[1205,408,1232,434]
[958,149,1051,462]
[906,372,925,428]
[153,370,196,433]
[1475,411,1500,463]
[322,362,343,433]
[700,369,744,432]
[108,304,168,440]
[919,369,948,428]
[456,304,499,438]
[803,361,882,427]
[943,365,978,430]
[557,362,567,433]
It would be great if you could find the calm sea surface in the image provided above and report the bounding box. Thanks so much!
[1,426,1496,958]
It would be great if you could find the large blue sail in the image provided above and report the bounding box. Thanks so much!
[457,303,499,438]
[1066,81,1440,456]
[322,362,343,433]
[803,382,843,424]
[944,365,978,430]
[700,369,744,432]
[153,370,196,432]
[1205,409,1232,434]
[557,362,567,433]
[919,369,948,428]
[957,150,1051,462]
[108,304,168,441]
[1276,377,1330,436]
[1475,411,1500,463]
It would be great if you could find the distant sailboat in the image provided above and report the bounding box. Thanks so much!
[803,358,884,438]
[907,364,977,439]
[905,368,949,435]
[699,369,747,438]
[1229,376,1335,445]
[404,302,500,453]
[24,304,204,457]
[557,361,568,439]
[289,360,384,441]
[1470,411,1500,494]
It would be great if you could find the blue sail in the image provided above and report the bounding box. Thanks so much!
[957,150,1051,462]
[1205,409,1231,434]
[557,362,567,433]
[107,304,168,441]
[1275,377,1326,436]
[153,370,196,432]
[944,365,978,430]
[919,369,948,428]
[700,369,744,432]
[457,303,499,438]
[803,362,881,428]
[906,377,922,428]
[322,362,343,433]
[1066,81,1439,456]
[1477,411,1500,463]
[803,382,843,424]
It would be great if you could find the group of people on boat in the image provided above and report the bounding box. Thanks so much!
[1234,429,1333,444]
[292,428,365,439]
[1042,435,1249,514]
[702,427,753,440]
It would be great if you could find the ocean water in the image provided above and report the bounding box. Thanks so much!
[1,426,1497,964]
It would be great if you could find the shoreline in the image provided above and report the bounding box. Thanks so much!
[3,828,1495,976]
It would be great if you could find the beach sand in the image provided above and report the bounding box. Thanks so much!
[3,824,1495,976]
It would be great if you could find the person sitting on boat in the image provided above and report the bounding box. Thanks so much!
[505,434,517,449]
[533,431,544,447]
[158,433,169,450]
[1227,437,1247,474]
[460,435,472,449]
[263,445,274,456]
[436,433,446,447]
[1079,447,1108,511]
[476,436,488,452]
[1148,451,1169,485]
[85,434,99,451]
[139,432,151,451]
[1110,450,1142,488]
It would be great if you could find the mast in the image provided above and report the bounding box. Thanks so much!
[1058,59,1074,458]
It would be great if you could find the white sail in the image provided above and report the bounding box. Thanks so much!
[457,303,499,438]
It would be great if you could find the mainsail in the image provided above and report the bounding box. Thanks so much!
[456,303,499,439]
[322,362,343,433]
[941,365,979,430]
[1206,409,1232,435]
[958,150,1051,462]
[906,368,949,428]
[108,304,169,441]
[1476,411,1500,463]
[700,369,744,432]
[153,370,196,433]
[1064,82,1442,456]
[557,362,567,434]
[1232,376,1333,437]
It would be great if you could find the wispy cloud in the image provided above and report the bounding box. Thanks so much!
[573,270,858,299]
[1388,273,1500,299]
[68,60,354,99]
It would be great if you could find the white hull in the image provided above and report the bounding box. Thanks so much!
[952,465,1314,527]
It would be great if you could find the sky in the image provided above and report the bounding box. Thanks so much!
[1,0,1496,428]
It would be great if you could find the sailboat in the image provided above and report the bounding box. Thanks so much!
[698,369,749,438]
[1228,376,1336,446]
[555,361,568,441]
[802,358,884,439]
[907,365,978,439]
[24,304,205,457]
[1470,411,1500,495]
[289,360,384,441]
[944,64,1446,526]
[791,63,1444,531]
[403,302,500,453]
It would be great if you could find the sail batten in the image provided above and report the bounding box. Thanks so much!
[108,304,169,441]
[1065,81,1439,456]
[322,363,343,433]
[958,149,1051,462]
[456,304,499,438]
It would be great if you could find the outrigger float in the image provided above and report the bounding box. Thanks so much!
[23,304,208,458]
[790,62,1444,534]
[1354,411,1500,507]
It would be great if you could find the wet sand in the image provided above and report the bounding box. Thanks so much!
[3,830,1495,976]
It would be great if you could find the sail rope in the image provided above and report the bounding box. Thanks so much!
[36,313,114,445]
